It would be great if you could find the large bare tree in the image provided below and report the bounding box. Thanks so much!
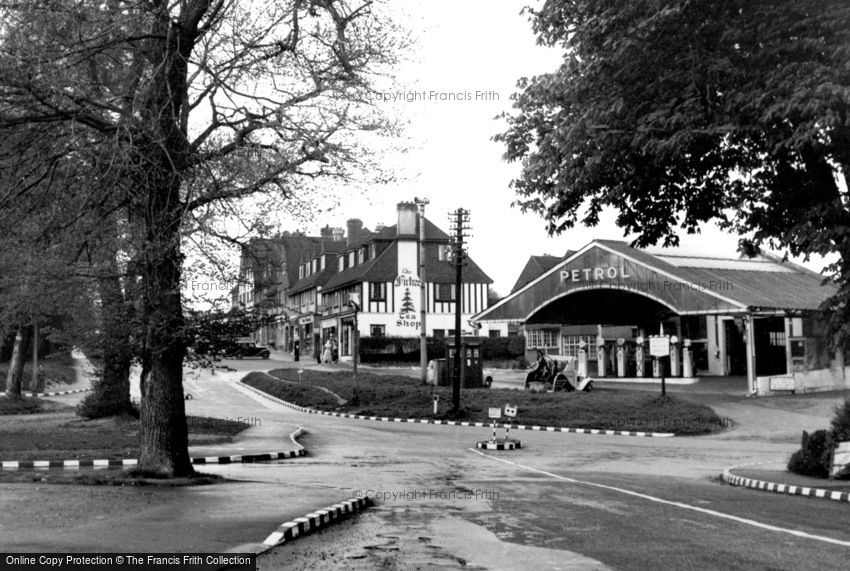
[0,0,400,475]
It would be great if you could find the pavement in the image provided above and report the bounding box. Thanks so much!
[2,351,849,568]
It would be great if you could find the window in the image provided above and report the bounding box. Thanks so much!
[769,331,786,347]
[370,324,386,337]
[526,328,559,349]
[437,244,449,261]
[561,335,596,357]
[436,283,455,302]
[488,330,501,338]
[369,282,386,301]
[433,329,445,339]
[349,252,356,267]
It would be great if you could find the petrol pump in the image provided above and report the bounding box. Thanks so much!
[577,340,588,377]
[669,335,680,377]
[635,336,645,377]
[616,338,626,377]
[682,338,694,378]
[596,335,607,377]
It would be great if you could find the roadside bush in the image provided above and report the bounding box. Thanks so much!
[358,335,527,365]
[359,336,447,364]
[77,378,139,420]
[829,399,850,442]
[787,430,831,478]
[479,336,526,360]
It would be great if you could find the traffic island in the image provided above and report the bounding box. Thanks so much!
[0,427,307,474]
[476,439,522,451]
[722,461,850,503]
[239,372,710,437]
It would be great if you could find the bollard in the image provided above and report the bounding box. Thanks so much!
[635,337,645,377]
[578,342,588,377]
[597,339,607,377]
[669,335,680,377]
[616,338,626,377]
[683,339,693,378]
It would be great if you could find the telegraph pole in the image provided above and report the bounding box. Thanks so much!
[414,197,429,385]
[448,208,470,412]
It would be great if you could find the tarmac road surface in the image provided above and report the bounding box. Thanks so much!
[5,356,848,570]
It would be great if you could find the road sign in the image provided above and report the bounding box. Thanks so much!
[488,407,502,419]
[504,405,517,418]
[649,336,670,357]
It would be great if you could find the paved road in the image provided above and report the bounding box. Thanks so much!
[204,358,850,570]
[9,356,849,569]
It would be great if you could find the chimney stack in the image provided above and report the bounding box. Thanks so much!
[397,202,418,236]
[346,219,364,245]
[331,227,344,242]
[320,225,334,239]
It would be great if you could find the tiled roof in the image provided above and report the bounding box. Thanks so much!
[322,243,398,291]
[594,240,834,311]
[510,253,571,294]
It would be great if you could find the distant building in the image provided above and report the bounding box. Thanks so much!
[235,202,493,360]
[474,239,847,395]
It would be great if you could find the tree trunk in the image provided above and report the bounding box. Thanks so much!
[137,173,193,476]
[138,243,192,476]
[94,253,133,414]
[5,325,30,397]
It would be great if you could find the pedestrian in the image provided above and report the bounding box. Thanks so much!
[322,338,333,363]
[315,334,322,364]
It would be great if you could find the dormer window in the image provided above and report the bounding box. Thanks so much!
[349,251,355,267]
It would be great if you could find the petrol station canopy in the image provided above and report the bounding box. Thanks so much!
[474,240,837,325]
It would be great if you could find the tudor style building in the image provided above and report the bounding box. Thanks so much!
[473,239,846,395]
[236,202,492,360]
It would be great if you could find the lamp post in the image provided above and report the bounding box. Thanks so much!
[414,197,429,385]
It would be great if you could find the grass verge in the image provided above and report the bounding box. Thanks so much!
[0,351,78,391]
[0,469,224,486]
[246,369,725,436]
[0,413,253,462]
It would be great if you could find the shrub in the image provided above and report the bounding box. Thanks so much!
[479,336,526,360]
[829,399,850,442]
[77,382,139,420]
[787,429,831,478]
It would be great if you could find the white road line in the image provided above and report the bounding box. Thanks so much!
[469,449,850,548]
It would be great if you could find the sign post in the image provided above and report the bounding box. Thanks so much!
[649,333,670,396]
[504,404,517,440]
[488,407,501,442]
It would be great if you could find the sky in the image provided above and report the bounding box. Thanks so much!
[211,0,829,299]
[285,0,754,296]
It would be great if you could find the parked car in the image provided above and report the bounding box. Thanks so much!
[525,349,593,392]
[231,340,270,359]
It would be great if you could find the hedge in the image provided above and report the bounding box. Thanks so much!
[358,335,525,364]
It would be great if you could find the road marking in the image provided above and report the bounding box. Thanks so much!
[469,449,850,548]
